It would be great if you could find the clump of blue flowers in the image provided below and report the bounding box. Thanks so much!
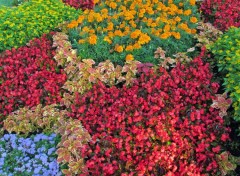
[0,133,62,176]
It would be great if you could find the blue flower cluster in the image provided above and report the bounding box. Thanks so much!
[0,133,62,176]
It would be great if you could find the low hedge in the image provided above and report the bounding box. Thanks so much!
[0,0,81,52]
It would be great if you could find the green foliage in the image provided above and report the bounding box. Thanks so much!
[0,0,81,52]
[210,27,240,122]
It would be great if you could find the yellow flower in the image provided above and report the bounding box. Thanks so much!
[184,10,192,16]
[172,32,181,39]
[104,36,112,44]
[138,33,151,45]
[190,17,198,23]
[77,16,85,23]
[133,42,141,49]
[88,35,97,45]
[164,24,171,32]
[126,54,134,61]
[67,20,78,29]
[126,45,133,51]
[109,2,117,9]
[130,29,141,39]
[78,39,85,44]
[189,0,196,6]
[115,45,124,53]
[107,22,114,31]
[175,16,181,22]
[114,30,123,36]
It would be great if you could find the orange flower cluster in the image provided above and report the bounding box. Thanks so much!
[67,0,198,61]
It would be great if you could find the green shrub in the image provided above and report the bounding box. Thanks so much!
[0,0,81,52]
[210,27,240,121]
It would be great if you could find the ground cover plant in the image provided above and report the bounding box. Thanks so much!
[0,0,240,175]
[0,0,81,52]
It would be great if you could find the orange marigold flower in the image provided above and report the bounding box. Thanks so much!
[126,45,133,51]
[189,0,196,6]
[172,32,181,39]
[88,35,97,45]
[138,33,151,45]
[130,29,141,39]
[191,29,197,34]
[115,45,124,53]
[126,54,134,61]
[109,2,117,9]
[190,17,198,23]
[67,20,78,29]
[104,36,112,44]
[175,16,181,22]
[184,9,192,16]
[77,16,85,23]
[78,39,85,44]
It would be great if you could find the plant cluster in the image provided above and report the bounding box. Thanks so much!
[0,34,67,116]
[62,0,94,10]
[68,50,230,175]
[53,32,139,95]
[194,22,223,48]
[0,0,80,52]
[3,103,91,175]
[67,0,200,65]
[200,0,240,31]
[0,133,61,176]
[210,27,240,121]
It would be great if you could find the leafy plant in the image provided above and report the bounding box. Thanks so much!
[210,27,240,122]
[0,0,81,52]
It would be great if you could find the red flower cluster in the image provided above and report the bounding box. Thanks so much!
[0,34,66,116]
[62,0,94,10]
[69,50,230,175]
[201,0,240,31]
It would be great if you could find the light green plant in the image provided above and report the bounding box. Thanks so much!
[0,0,81,52]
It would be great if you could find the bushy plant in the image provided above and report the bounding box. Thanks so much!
[68,50,230,175]
[0,0,81,52]
[200,0,240,31]
[0,33,67,116]
[0,133,61,176]
[210,27,240,121]
[3,104,67,136]
[62,0,94,9]
[67,0,200,65]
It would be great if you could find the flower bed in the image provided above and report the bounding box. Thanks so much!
[0,0,239,175]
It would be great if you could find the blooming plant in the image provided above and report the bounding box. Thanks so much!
[0,133,61,176]
[62,0,94,9]
[0,33,66,116]
[200,0,240,31]
[69,50,230,175]
[0,0,80,52]
[210,27,240,121]
[67,0,200,65]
